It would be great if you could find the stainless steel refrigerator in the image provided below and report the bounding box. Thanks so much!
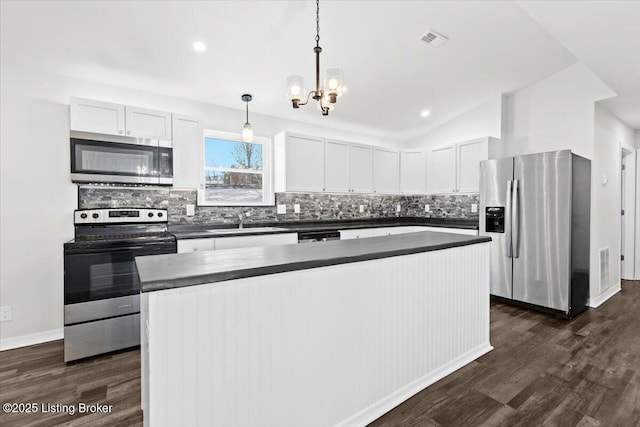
[479,150,591,318]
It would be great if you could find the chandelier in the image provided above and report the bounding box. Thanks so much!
[286,0,345,116]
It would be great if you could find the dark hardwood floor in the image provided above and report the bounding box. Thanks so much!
[0,343,142,427]
[370,280,640,427]
[1,280,638,427]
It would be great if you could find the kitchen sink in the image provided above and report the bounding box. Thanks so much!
[205,227,287,235]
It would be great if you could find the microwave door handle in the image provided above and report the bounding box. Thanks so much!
[512,179,520,258]
[505,180,512,258]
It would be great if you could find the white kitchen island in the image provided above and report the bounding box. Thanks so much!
[136,231,492,427]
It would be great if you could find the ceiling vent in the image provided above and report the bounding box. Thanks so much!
[419,29,449,48]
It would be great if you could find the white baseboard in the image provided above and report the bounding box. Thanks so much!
[336,342,494,427]
[0,328,63,351]
[588,283,621,308]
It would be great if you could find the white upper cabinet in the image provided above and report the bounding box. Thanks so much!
[70,97,125,136]
[426,138,490,194]
[456,138,488,193]
[400,149,427,194]
[324,139,350,192]
[70,97,172,140]
[373,147,399,194]
[349,143,374,193]
[172,115,202,189]
[427,145,457,194]
[274,133,325,192]
[124,106,172,140]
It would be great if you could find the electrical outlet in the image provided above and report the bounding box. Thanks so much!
[277,204,286,214]
[0,305,12,322]
[294,204,300,214]
[359,205,364,213]
[396,204,401,213]
[186,204,195,216]
[425,204,430,212]
[471,203,478,213]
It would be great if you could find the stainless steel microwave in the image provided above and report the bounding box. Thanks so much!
[70,135,173,185]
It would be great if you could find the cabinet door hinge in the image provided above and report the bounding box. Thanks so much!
[621,209,625,216]
[621,255,625,261]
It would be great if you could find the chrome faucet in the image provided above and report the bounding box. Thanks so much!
[238,211,251,229]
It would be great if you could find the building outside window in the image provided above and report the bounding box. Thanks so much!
[197,130,274,206]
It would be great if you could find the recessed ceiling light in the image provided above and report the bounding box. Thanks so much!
[192,41,207,52]
[420,110,430,117]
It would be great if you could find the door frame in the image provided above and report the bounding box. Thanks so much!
[620,145,637,280]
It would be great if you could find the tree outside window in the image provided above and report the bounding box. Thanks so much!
[198,131,273,206]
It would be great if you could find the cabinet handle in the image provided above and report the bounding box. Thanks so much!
[119,130,124,134]
[322,188,325,191]
[127,130,132,135]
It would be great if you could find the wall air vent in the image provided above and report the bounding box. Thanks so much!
[419,29,449,47]
[599,247,610,293]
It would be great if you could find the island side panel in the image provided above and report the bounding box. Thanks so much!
[143,242,491,427]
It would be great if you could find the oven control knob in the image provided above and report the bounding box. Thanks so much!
[157,212,163,217]
[92,213,99,219]
[80,213,88,219]
[148,212,154,217]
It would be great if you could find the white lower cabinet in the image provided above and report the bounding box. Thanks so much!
[338,229,374,240]
[177,238,215,253]
[340,226,420,239]
[177,233,298,253]
[213,233,298,250]
[340,225,477,240]
[421,226,479,236]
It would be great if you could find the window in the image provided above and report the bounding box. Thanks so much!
[197,130,274,206]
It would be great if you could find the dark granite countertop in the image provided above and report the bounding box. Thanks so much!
[169,217,478,239]
[136,231,490,292]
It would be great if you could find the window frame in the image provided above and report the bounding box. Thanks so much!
[197,129,274,207]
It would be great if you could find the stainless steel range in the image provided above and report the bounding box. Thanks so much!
[63,208,176,362]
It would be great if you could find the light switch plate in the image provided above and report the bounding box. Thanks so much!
[359,205,364,213]
[186,204,195,216]
[277,204,286,214]
[294,204,300,214]
[471,203,478,213]
[425,204,430,212]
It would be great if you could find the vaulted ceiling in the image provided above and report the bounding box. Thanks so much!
[1,1,638,139]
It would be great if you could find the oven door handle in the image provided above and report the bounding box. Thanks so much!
[64,243,176,255]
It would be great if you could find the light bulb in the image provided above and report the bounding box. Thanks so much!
[287,76,304,101]
[242,123,254,142]
[192,41,207,52]
[325,68,344,99]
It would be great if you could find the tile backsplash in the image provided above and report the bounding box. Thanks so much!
[78,186,479,225]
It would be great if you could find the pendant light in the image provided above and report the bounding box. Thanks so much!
[241,94,253,142]
[286,0,345,116]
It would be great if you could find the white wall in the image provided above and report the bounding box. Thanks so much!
[497,63,614,160]
[404,96,503,149]
[636,129,640,148]
[0,63,398,346]
[593,104,635,291]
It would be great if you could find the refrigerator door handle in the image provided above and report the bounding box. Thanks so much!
[505,180,513,258]
[512,179,520,258]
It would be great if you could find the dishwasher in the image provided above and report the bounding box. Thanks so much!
[297,230,341,243]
